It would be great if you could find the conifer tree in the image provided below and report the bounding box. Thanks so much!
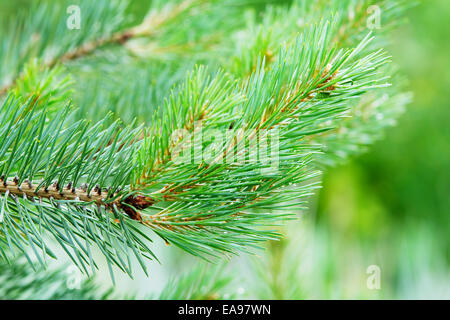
[0,0,413,297]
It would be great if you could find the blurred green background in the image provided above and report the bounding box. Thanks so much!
[310,0,450,298]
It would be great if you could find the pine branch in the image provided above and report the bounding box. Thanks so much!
[227,0,414,166]
[0,96,157,278]
[0,0,128,96]
[72,60,192,124]
[43,0,198,66]
[0,0,273,98]
[129,24,391,257]
[0,20,392,274]
[314,76,413,167]
[230,0,412,76]
[0,0,410,278]
[10,59,73,112]
[0,0,210,96]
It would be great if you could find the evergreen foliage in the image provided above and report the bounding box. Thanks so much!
[0,0,413,293]
[0,258,231,299]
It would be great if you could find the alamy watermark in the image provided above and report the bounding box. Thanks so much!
[66,5,81,30]
[170,124,280,175]
[366,264,381,290]
[66,265,82,290]
[367,5,382,30]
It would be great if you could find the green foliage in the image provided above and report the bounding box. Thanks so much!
[156,264,235,300]
[72,61,191,124]
[225,0,414,167]
[0,0,128,93]
[0,258,232,299]
[10,60,73,112]
[0,0,418,296]
[131,24,392,258]
[0,97,152,279]
[0,258,115,299]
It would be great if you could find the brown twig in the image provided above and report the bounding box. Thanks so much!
[0,176,154,221]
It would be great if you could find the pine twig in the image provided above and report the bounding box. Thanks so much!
[0,0,198,96]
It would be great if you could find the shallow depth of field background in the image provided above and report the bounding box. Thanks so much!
[312,0,450,298]
[1,0,449,299]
